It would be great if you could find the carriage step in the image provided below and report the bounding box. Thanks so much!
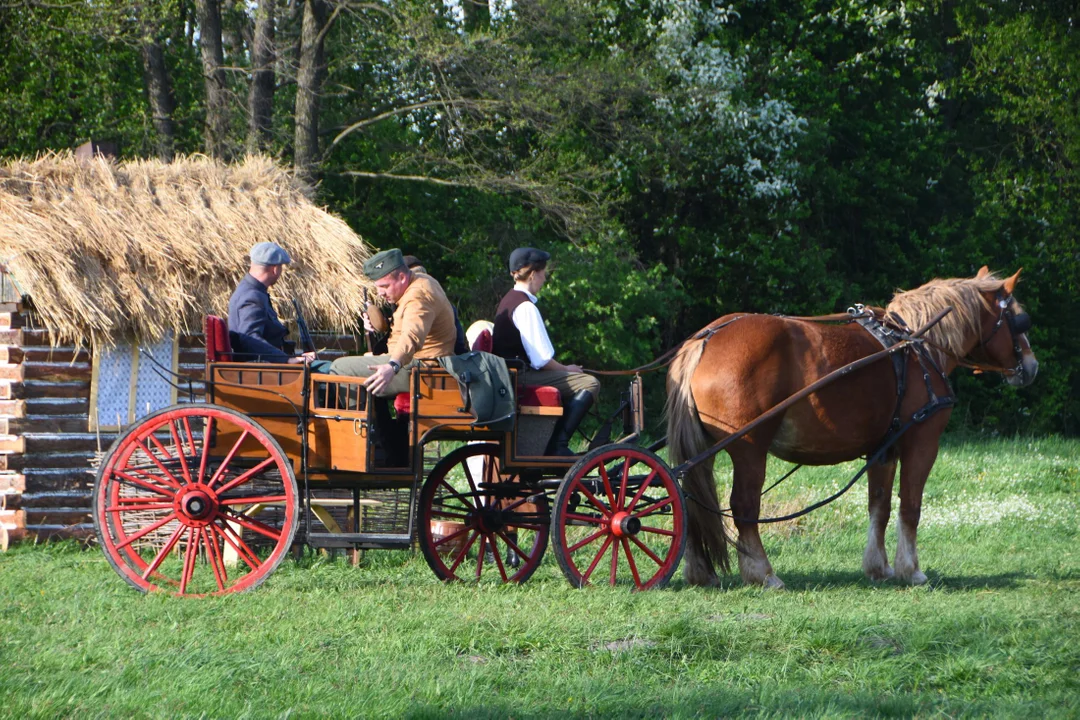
[305,532,411,550]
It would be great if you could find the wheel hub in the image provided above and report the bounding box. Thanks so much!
[610,511,641,538]
[175,485,218,526]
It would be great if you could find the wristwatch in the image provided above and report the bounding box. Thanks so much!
[387,359,402,374]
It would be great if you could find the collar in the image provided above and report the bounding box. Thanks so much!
[243,272,270,293]
[513,283,538,303]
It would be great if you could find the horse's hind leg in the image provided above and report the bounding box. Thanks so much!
[729,444,784,589]
[862,459,897,581]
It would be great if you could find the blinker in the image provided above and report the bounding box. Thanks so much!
[1009,311,1032,335]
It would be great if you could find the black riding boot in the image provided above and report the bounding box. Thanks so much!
[545,390,595,457]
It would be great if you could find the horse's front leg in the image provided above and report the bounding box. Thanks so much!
[730,446,784,589]
[895,436,942,585]
[862,459,897,581]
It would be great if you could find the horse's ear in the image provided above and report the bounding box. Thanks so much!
[1003,268,1023,295]
[976,265,990,278]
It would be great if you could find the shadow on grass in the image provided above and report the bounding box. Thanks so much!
[400,683,1029,719]
[661,568,1035,593]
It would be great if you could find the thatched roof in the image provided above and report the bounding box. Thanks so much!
[0,152,374,346]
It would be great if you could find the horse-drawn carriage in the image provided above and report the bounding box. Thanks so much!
[92,268,1037,597]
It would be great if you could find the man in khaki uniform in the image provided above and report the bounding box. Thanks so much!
[331,248,458,396]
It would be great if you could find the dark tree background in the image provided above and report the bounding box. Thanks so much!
[1,0,1075,435]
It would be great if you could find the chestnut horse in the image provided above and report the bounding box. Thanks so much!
[665,268,1038,589]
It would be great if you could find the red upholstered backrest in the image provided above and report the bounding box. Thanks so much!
[394,393,412,415]
[204,315,232,364]
[520,385,561,407]
[471,329,493,353]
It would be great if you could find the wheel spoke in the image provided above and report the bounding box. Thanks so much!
[181,418,197,458]
[215,457,278,495]
[598,463,616,509]
[114,512,178,550]
[567,527,608,553]
[495,528,529,559]
[639,525,675,537]
[576,481,612,517]
[106,503,173,512]
[475,536,485,579]
[179,528,198,594]
[489,534,509,582]
[221,508,282,541]
[564,511,605,526]
[213,520,261,571]
[629,534,664,566]
[133,440,185,488]
[168,421,194,485]
[616,460,630,510]
[462,456,481,497]
[427,508,471,521]
[202,527,226,592]
[197,415,214,484]
[114,469,177,497]
[447,530,480,575]
[433,524,472,549]
[581,535,613,584]
[141,524,185,580]
[438,479,479,510]
[621,538,643,588]
[632,496,673,519]
[626,469,658,513]
[207,429,250,488]
[609,535,620,585]
[218,494,288,506]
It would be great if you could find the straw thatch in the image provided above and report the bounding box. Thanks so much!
[0,152,374,347]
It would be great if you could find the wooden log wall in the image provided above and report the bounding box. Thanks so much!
[0,306,362,545]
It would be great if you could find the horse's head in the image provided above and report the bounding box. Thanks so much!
[969,266,1038,387]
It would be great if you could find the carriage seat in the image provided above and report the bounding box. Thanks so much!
[204,315,233,364]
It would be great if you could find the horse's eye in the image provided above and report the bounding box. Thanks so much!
[1010,312,1032,335]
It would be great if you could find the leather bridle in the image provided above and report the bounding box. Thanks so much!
[950,290,1032,380]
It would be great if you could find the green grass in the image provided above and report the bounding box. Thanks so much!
[2,437,1078,719]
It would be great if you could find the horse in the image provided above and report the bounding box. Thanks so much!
[665,267,1038,589]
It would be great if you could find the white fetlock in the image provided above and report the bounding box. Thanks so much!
[909,570,928,585]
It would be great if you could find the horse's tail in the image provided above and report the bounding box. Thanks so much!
[665,337,731,582]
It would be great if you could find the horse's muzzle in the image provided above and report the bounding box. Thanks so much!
[1008,354,1039,387]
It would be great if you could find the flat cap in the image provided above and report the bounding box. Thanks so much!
[364,248,406,280]
[250,241,292,266]
[509,247,551,273]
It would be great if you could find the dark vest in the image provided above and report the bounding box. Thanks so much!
[492,290,532,363]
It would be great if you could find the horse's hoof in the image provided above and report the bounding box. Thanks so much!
[866,565,895,582]
[909,570,928,586]
[763,574,785,590]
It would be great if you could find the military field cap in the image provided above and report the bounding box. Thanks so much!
[509,247,551,272]
[250,241,292,266]
[364,248,406,280]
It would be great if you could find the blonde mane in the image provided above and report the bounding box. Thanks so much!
[886,273,1011,362]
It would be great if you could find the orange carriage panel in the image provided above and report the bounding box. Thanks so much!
[208,363,306,472]
[412,368,476,437]
[305,374,370,474]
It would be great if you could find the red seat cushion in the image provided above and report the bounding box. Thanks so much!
[204,315,232,363]
[520,385,561,407]
[394,392,412,415]
[471,329,493,353]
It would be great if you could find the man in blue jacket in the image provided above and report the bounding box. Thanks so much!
[228,242,320,367]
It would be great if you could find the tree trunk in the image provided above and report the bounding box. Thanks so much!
[462,0,490,33]
[140,37,176,162]
[247,0,276,153]
[196,0,232,160]
[294,0,329,183]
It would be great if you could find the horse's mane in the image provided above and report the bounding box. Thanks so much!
[886,273,1012,362]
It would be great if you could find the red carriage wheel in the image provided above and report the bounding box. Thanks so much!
[552,444,686,590]
[419,443,549,584]
[92,404,298,596]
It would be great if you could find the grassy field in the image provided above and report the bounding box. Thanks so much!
[1,437,1078,719]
